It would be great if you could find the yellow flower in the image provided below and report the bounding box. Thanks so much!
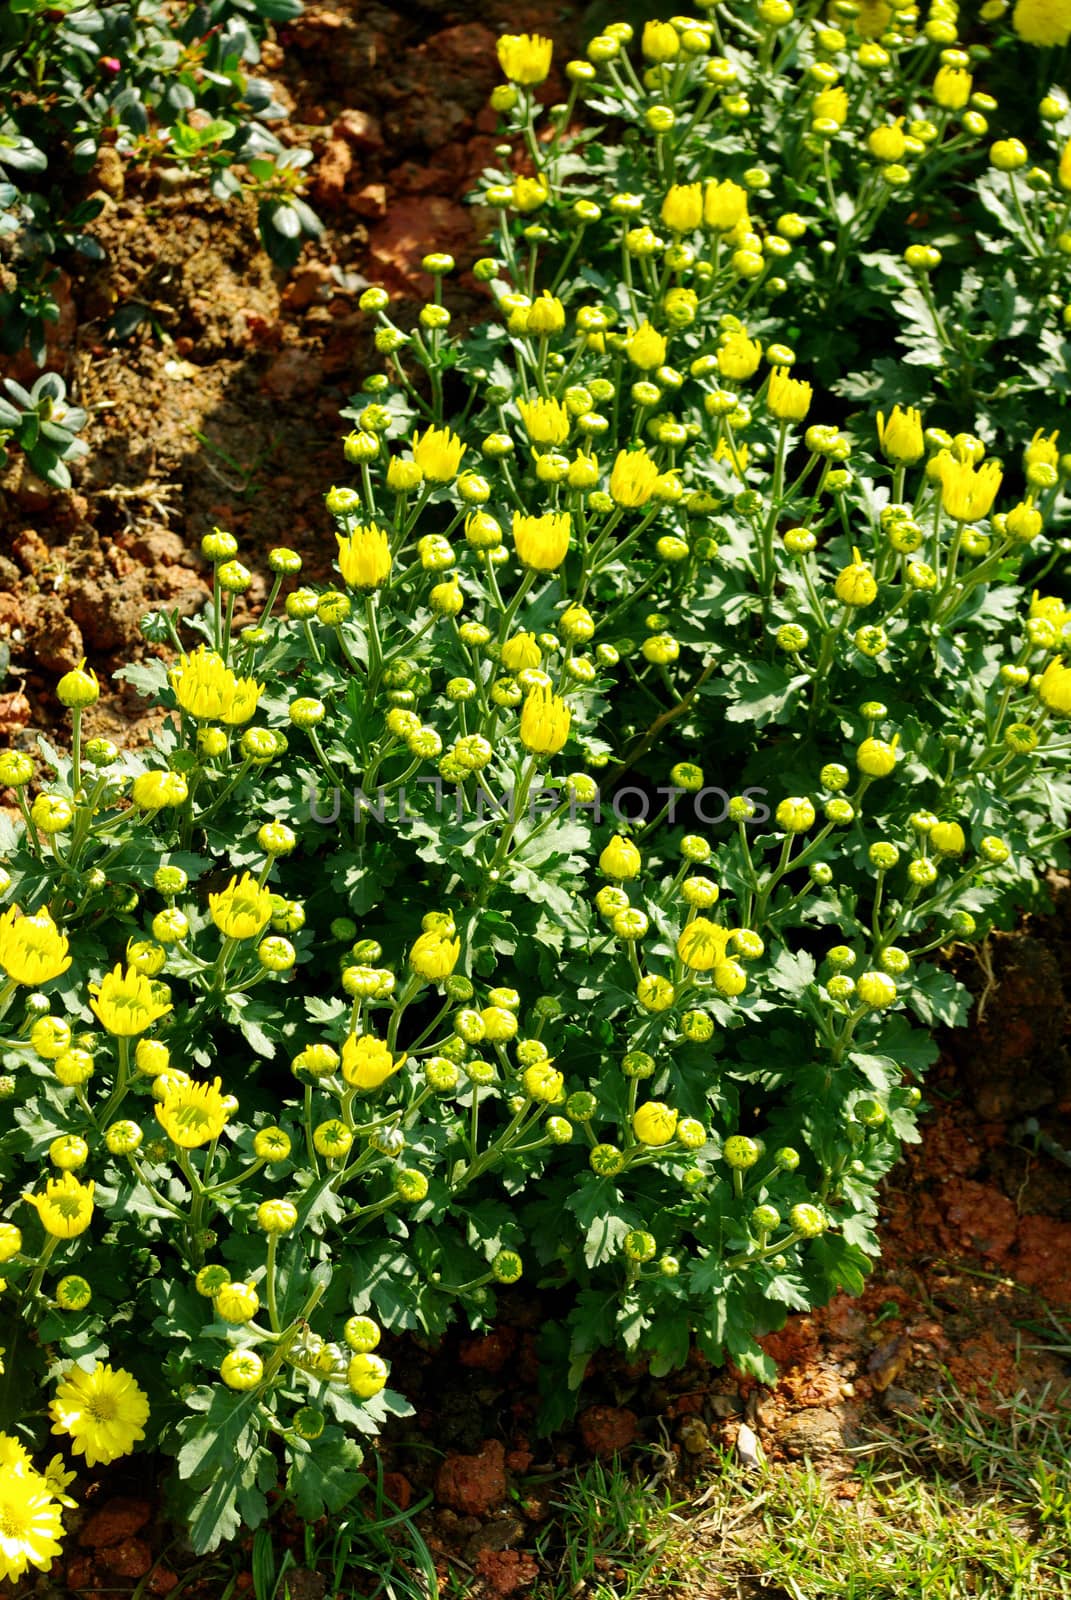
[642,19,679,59]
[523,1062,565,1102]
[517,396,570,446]
[155,1075,231,1147]
[501,632,542,671]
[609,447,660,507]
[512,175,549,212]
[526,291,566,334]
[935,451,1003,520]
[703,179,749,231]
[632,1101,678,1146]
[131,769,188,810]
[1060,140,1071,192]
[717,330,763,380]
[625,320,667,370]
[852,0,893,35]
[50,1362,149,1467]
[0,1462,64,1584]
[677,917,731,972]
[341,1033,400,1090]
[214,1281,260,1324]
[933,65,972,109]
[714,436,748,474]
[930,821,966,856]
[412,425,466,482]
[337,524,392,590]
[209,872,273,940]
[387,456,422,492]
[661,182,703,232]
[1025,427,1060,468]
[90,964,171,1036]
[835,548,878,607]
[519,685,571,755]
[409,926,461,980]
[1039,658,1071,715]
[40,1456,78,1510]
[513,510,571,571]
[0,1434,33,1474]
[496,31,553,84]
[1011,0,1071,45]
[23,1173,95,1238]
[600,834,641,879]
[1030,592,1070,632]
[876,404,925,466]
[812,86,849,127]
[767,366,813,422]
[0,906,71,987]
[169,646,262,725]
[867,118,906,162]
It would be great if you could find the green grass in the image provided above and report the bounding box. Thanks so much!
[525,1372,1071,1600]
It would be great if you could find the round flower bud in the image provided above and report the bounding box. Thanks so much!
[105,1120,143,1155]
[57,662,101,709]
[723,1135,761,1170]
[788,1203,827,1237]
[56,1274,93,1311]
[256,1199,298,1234]
[856,971,897,1008]
[492,1249,523,1284]
[221,1350,264,1390]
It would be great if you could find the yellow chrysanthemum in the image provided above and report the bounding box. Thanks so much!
[90,964,172,1036]
[676,918,732,972]
[409,927,461,981]
[876,404,925,466]
[337,524,392,590]
[767,367,813,422]
[512,510,571,571]
[50,1362,150,1468]
[517,396,570,446]
[609,447,660,507]
[717,330,763,381]
[661,182,703,233]
[23,1173,95,1239]
[1024,428,1060,468]
[0,1433,33,1474]
[0,906,71,987]
[851,0,893,36]
[340,1034,400,1090]
[169,646,262,725]
[519,685,571,756]
[0,1463,64,1584]
[209,872,273,940]
[1039,658,1071,715]
[625,320,667,371]
[496,32,553,85]
[812,86,849,128]
[935,451,1003,521]
[155,1075,231,1148]
[1011,0,1071,45]
[411,425,466,482]
[703,179,749,231]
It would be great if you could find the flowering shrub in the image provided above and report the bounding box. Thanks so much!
[0,0,318,360]
[1,0,1070,1569]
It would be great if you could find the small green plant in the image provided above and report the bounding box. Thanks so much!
[0,371,88,488]
[0,0,321,361]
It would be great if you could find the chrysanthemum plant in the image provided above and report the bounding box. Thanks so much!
[2,0,1071,1568]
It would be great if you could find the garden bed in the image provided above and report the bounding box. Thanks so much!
[1,0,1070,1595]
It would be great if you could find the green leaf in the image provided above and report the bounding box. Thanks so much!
[286,1431,365,1520]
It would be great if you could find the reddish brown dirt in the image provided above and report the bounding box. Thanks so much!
[0,0,575,746]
